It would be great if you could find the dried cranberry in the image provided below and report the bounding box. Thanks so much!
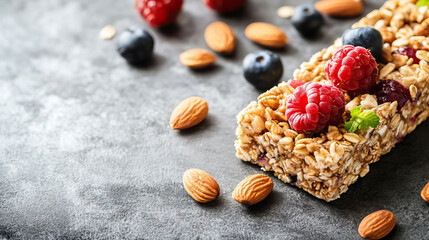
[258,153,269,164]
[396,135,405,143]
[393,47,420,64]
[410,115,417,124]
[373,80,411,111]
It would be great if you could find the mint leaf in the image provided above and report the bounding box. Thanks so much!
[350,105,362,118]
[359,119,370,130]
[417,0,429,7]
[345,121,358,133]
[345,106,380,133]
[362,110,380,128]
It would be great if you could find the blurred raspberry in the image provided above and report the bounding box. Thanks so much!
[135,0,183,27]
[286,82,345,133]
[204,0,246,13]
[288,79,305,89]
[324,45,377,95]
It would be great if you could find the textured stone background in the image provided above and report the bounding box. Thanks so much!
[0,0,428,239]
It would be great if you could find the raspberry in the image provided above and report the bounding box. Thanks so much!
[204,0,246,13]
[135,0,183,27]
[288,79,305,89]
[286,82,345,133]
[393,47,420,64]
[324,45,378,95]
[373,80,411,111]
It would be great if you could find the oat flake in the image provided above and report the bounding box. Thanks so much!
[277,6,294,19]
[99,25,116,40]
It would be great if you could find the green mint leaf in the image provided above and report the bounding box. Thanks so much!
[358,118,370,130]
[417,0,429,6]
[350,105,362,118]
[345,121,359,133]
[362,110,380,128]
[345,106,380,133]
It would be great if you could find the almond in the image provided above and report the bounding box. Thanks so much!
[358,210,396,240]
[204,21,236,54]
[179,49,216,68]
[245,22,288,48]
[315,0,363,18]
[170,96,208,130]
[232,174,273,205]
[183,169,220,203]
[421,181,429,203]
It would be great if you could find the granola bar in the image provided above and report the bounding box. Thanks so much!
[235,0,429,202]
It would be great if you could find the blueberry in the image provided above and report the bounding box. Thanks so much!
[342,27,383,61]
[243,50,283,90]
[117,27,154,65]
[291,5,324,37]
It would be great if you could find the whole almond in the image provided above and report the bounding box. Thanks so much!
[245,22,288,48]
[315,0,363,18]
[204,21,236,54]
[170,96,208,130]
[183,169,220,203]
[421,182,429,203]
[232,174,273,205]
[180,49,216,68]
[358,210,396,240]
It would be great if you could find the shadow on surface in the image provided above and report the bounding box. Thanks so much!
[244,190,282,214]
[188,64,222,75]
[197,195,224,209]
[129,53,166,70]
[177,116,214,135]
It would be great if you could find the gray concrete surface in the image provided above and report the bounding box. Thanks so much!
[0,0,428,239]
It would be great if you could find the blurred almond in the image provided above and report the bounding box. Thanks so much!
[232,174,273,205]
[358,210,396,240]
[421,181,429,203]
[204,21,236,54]
[170,96,208,130]
[315,0,363,18]
[180,49,216,68]
[245,22,288,48]
[183,169,220,203]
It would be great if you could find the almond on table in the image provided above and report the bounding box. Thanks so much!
[358,210,396,240]
[244,22,288,48]
[232,174,273,206]
[179,49,217,69]
[204,21,236,54]
[170,96,209,130]
[183,169,220,203]
[421,181,429,203]
[314,0,363,17]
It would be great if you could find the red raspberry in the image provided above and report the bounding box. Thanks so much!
[135,0,183,27]
[288,79,305,89]
[324,45,377,95]
[286,82,345,133]
[204,0,246,13]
